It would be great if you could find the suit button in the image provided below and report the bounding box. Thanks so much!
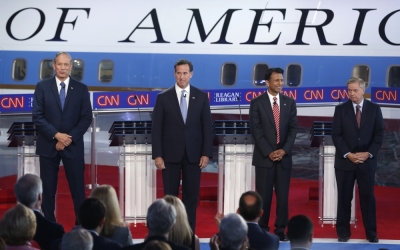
[358,138,360,140]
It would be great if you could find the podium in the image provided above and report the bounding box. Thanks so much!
[310,121,356,226]
[214,120,255,215]
[109,121,156,224]
[7,122,39,178]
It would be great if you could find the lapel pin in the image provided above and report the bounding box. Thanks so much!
[192,97,195,99]
[284,103,286,106]
[71,87,73,89]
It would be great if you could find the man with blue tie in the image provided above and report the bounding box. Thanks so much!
[152,59,213,232]
[332,77,384,243]
[33,52,92,222]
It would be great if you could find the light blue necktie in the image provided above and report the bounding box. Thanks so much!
[180,90,187,123]
[60,82,66,110]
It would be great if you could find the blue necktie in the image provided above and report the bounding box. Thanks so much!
[180,90,187,123]
[60,82,66,110]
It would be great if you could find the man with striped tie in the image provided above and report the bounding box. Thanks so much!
[249,67,298,241]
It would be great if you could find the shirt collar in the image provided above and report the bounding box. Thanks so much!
[175,83,190,95]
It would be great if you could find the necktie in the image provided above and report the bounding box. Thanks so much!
[356,104,361,128]
[60,82,66,110]
[180,90,187,123]
[273,97,280,144]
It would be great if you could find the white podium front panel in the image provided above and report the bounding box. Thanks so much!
[17,145,39,179]
[118,144,156,224]
[218,144,255,215]
[319,145,356,226]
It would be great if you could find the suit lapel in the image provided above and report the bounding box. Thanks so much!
[50,77,62,111]
[346,100,359,129]
[167,86,185,125]
[186,85,197,124]
[260,93,275,128]
[278,93,287,131]
[360,99,368,129]
[63,79,75,109]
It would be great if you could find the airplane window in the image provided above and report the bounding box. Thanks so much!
[286,64,302,87]
[12,59,27,81]
[98,60,114,83]
[352,65,370,88]
[71,59,84,81]
[388,66,400,88]
[40,60,53,80]
[221,63,237,86]
[253,64,269,86]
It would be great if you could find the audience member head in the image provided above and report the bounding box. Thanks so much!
[146,199,176,236]
[143,240,172,250]
[219,213,248,250]
[89,185,123,237]
[0,204,37,246]
[14,174,43,209]
[78,198,106,232]
[237,191,263,222]
[287,214,313,249]
[163,195,192,246]
[61,228,93,250]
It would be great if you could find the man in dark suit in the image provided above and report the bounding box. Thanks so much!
[152,59,213,232]
[78,198,122,250]
[332,77,384,243]
[249,67,297,241]
[14,174,65,250]
[32,52,92,222]
[237,191,279,250]
[122,199,190,250]
[287,214,313,250]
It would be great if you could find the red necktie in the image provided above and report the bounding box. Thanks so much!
[273,97,280,144]
[356,105,361,128]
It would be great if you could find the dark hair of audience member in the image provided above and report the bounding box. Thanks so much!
[78,198,106,230]
[0,237,6,250]
[238,191,263,221]
[287,214,314,243]
[143,240,172,250]
[0,204,37,246]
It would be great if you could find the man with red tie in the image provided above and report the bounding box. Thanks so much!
[249,68,297,241]
[332,77,384,243]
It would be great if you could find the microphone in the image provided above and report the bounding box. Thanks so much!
[237,96,242,121]
[338,97,341,104]
[183,93,187,98]
[134,95,142,123]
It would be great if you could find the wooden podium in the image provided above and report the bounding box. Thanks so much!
[310,121,356,226]
[214,120,255,215]
[7,122,39,178]
[109,121,156,224]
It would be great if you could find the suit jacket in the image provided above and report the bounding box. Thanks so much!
[32,76,92,158]
[90,231,122,250]
[108,226,133,247]
[247,223,279,250]
[152,85,213,163]
[250,93,297,168]
[332,99,384,171]
[121,235,190,250]
[33,210,65,250]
